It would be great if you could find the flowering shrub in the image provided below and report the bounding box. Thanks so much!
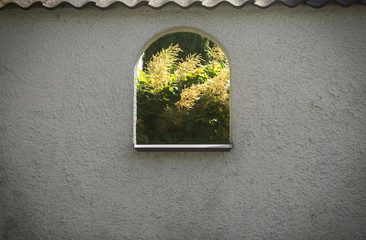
[136,44,230,144]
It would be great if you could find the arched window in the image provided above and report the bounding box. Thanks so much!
[134,29,232,151]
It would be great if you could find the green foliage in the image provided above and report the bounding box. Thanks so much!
[142,32,214,70]
[137,44,230,144]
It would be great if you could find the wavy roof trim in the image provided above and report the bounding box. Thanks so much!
[0,0,365,8]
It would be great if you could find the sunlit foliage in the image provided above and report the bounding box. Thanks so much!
[142,32,213,70]
[137,44,230,144]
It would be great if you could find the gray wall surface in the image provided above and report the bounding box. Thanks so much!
[0,4,365,240]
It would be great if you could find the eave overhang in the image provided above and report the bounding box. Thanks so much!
[0,0,365,9]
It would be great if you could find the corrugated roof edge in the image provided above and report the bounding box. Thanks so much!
[0,0,365,9]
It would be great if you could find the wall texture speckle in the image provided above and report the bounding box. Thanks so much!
[0,4,365,240]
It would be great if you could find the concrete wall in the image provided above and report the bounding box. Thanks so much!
[0,4,365,240]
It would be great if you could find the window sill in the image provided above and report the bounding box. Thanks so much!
[134,144,233,152]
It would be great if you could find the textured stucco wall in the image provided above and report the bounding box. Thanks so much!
[0,4,366,240]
